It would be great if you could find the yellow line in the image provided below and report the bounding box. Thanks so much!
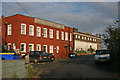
[0,53,15,55]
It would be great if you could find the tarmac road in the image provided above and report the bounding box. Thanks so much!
[32,55,120,79]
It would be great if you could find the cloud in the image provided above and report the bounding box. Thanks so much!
[1,0,120,2]
[2,2,118,35]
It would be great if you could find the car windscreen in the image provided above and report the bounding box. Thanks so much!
[96,50,109,54]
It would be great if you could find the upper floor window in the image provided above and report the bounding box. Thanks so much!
[85,37,86,40]
[13,43,16,49]
[56,31,59,40]
[8,24,12,35]
[70,33,72,41]
[21,23,26,35]
[65,32,68,41]
[88,37,89,40]
[49,29,53,39]
[36,27,41,37]
[29,25,34,36]
[61,31,64,40]
[43,28,47,38]
[90,38,92,41]
[95,39,96,42]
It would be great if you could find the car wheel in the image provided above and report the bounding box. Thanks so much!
[34,59,38,63]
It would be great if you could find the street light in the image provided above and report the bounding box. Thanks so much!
[5,22,7,45]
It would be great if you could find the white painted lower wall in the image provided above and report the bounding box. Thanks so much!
[75,40,98,51]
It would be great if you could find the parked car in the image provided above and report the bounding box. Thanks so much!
[95,49,111,64]
[21,51,55,63]
[69,53,77,58]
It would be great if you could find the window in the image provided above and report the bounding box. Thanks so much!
[85,37,86,40]
[29,44,34,51]
[56,31,59,39]
[8,24,12,35]
[65,32,68,41]
[56,46,59,53]
[95,39,96,42]
[8,43,11,50]
[13,43,16,49]
[88,37,89,40]
[49,29,53,39]
[76,35,77,38]
[70,47,72,51]
[90,38,92,41]
[21,43,26,52]
[21,23,26,35]
[82,36,84,39]
[36,44,41,51]
[78,36,80,39]
[70,33,72,41]
[29,25,34,36]
[49,45,53,53]
[61,31,64,40]
[43,45,47,52]
[43,28,47,38]
[36,27,41,37]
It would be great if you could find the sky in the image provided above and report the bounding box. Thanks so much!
[0,0,119,36]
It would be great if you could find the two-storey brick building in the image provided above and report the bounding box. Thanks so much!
[73,28,101,52]
[1,14,73,59]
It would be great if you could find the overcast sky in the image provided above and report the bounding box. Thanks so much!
[1,0,119,35]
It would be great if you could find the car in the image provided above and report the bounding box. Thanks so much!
[21,51,55,63]
[95,49,111,64]
[69,53,77,58]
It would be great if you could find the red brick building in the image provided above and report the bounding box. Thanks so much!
[1,14,73,59]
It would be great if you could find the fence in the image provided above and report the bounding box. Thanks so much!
[1,60,26,78]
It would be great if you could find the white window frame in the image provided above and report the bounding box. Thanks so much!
[21,43,26,52]
[49,29,53,39]
[65,32,68,41]
[29,25,34,36]
[49,45,53,53]
[36,44,41,51]
[85,37,86,40]
[8,43,11,50]
[36,27,41,37]
[43,28,47,38]
[8,24,12,35]
[70,47,72,51]
[13,43,16,49]
[61,31,64,40]
[88,37,89,40]
[56,46,59,53]
[76,35,77,38]
[29,44,34,51]
[56,31,59,40]
[21,23,26,35]
[43,45,47,53]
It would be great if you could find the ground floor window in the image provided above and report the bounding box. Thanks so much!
[13,43,16,49]
[21,43,26,52]
[49,45,53,53]
[29,44,34,51]
[8,43,11,50]
[43,45,47,53]
[36,44,41,51]
[56,46,59,53]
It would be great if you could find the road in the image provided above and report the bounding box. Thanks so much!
[32,55,120,79]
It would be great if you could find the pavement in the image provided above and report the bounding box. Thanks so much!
[32,55,120,79]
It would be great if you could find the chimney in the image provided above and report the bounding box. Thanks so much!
[73,28,78,32]
[1,15,6,20]
[86,32,92,35]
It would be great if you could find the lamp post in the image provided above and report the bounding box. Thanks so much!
[5,22,7,45]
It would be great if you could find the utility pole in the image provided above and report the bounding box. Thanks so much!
[69,27,70,54]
